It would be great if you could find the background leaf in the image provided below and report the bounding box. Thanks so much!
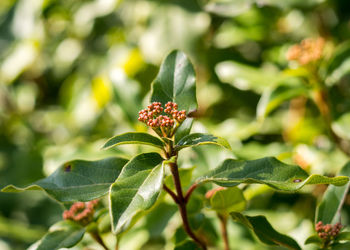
[150,50,197,143]
[175,133,231,151]
[231,212,301,250]
[2,157,128,202]
[103,132,165,150]
[36,221,85,250]
[197,157,349,191]
[257,84,309,119]
[316,161,350,224]
[210,187,246,213]
[109,152,164,234]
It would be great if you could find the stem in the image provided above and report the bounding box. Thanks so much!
[163,184,180,203]
[89,232,109,250]
[168,160,207,250]
[185,183,198,203]
[218,214,230,250]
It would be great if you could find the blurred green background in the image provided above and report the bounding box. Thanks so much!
[1,0,350,249]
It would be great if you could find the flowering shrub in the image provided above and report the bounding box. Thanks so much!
[2,50,350,250]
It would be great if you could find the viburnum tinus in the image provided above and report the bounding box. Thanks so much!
[138,101,186,138]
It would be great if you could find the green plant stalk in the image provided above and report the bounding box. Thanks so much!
[218,213,230,250]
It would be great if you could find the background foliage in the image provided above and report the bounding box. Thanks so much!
[1,0,350,249]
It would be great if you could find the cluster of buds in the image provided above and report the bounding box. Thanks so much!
[316,221,342,241]
[63,200,99,226]
[138,102,187,137]
[287,37,325,65]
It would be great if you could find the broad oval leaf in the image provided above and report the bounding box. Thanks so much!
[36,220,85,250]
[102,132,165,150]
[210,187,246,213]
[197,157,349,191]
[150,50,197,143]
[175,133,231,151]
[2,157,129,202]
[109,152,164,234]
[231,212,301,250]
[316,161,350,224]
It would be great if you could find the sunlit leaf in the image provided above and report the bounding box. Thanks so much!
[102,132,165,150]
[175,133,231,151]
[197,157,348,191]
[2,157,128,202]
[316,161,350,224]
[231,212,301,250]
[109,153,164,234]
[325,41,350,85]
[150,50,197,143]
[215,61,281,93]
[204,0,253,17]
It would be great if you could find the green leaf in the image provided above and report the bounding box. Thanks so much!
[174,240,201,250]
[336,232,350,241]
[109,152,164,234]
[257,84,309,119]
[210,187,246,213]
[316,161,350,224]
[36,221,85,250]
[197,157,349,191]
[150,50,197,143]
[332,113,350,141]
[215,61,280,93]
[325,41,350,85]
[304,235,322,245]
[102,132,165,150]
[2,157,128,202]
[175,133,231,151]
[231,212,301,250]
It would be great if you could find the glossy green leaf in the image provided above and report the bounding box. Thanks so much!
[36,221,85,250]
[150,50,197,143]
[257,84,309,119]
[210,187,246,213]
[231,212,301,250]
[316,161,350,224]
[2,157,128,202]
[102,132,165,150]
[175,133,231,151]
[332,113,350,141]
[304,235,322,245]
[333,242,350,250]
[197,157,349,191]
[109,152,164,234]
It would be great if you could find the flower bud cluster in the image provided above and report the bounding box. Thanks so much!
[138,102,187,137]
[287,37,325,65]
[63,200,99,225]
[316,221,342,241]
